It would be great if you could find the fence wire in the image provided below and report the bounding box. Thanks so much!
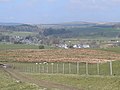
[12,61,120,76]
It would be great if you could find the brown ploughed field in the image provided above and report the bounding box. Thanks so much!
[0,49,120,63]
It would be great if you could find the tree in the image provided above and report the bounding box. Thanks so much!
[39,45,45,49]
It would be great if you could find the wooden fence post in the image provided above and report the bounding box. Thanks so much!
[69,63,71,74]
[86,62,88,75]
[42,64,44,73]
[46,63,48,73]
[39,64,41,73]
[63,63,65,74]
[57,64,59,74]
[110,61,113,75]
[97,62,100,75]
[77,62,79,74]
[51,63,54,74]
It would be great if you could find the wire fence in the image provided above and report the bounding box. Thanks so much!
[12,60,120,76]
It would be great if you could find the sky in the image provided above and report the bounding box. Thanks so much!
[0,0,120,24]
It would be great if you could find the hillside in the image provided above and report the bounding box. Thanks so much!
[0,24,39,32]
[0,22,23,26]
[0,22,120,39]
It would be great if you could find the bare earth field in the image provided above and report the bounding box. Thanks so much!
[0,49,120,63]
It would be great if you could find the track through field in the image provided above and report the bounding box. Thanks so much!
[3,66,80,90]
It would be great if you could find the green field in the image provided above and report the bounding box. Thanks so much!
[2,31,37,37]
[1,61,120,90]
[0,43,54,50]
[0,69,41,90]
[0,43,39,50]
[100,47,120,53]
[28,73,120,90]
[9,60,120,90]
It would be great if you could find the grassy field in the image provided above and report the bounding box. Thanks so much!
[27,73,120,90]
[0,69,41,90]
[2,31,38,37]
[1,61,120,90]
[0,43,54,50]
[0,45,120,90]
[0,43,39,50]
[9,60,120,90]
[100,47,120,53]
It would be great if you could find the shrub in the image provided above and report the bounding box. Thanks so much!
[39,45,45,49]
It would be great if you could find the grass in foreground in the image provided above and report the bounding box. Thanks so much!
[0,69,41,90]
[28,73,120,90]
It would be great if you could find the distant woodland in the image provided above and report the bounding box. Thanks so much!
[0,22,120,39]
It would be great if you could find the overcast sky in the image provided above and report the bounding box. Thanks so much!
[0,0,120,24]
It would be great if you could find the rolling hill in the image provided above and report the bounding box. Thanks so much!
[0,22,120,39]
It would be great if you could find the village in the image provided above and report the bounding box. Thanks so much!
[0,34,120,49]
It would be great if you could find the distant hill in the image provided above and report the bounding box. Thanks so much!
[0,24,39,32]
[37,22,120,38]
[0,23,23,26]
[0,22,120,39]
[37,22,120,29]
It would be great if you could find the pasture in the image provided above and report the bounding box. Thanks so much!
[0,43,39,50]
[1,61,120,90]
[1,31,37,37]
[0,43,54,50]
[0,68,41,90]
[28,73,120,90]
[0,47,120,90]
[100,47,120,53]
[9,60,120,90]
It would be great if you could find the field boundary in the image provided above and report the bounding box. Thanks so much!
[12,60,120,76]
